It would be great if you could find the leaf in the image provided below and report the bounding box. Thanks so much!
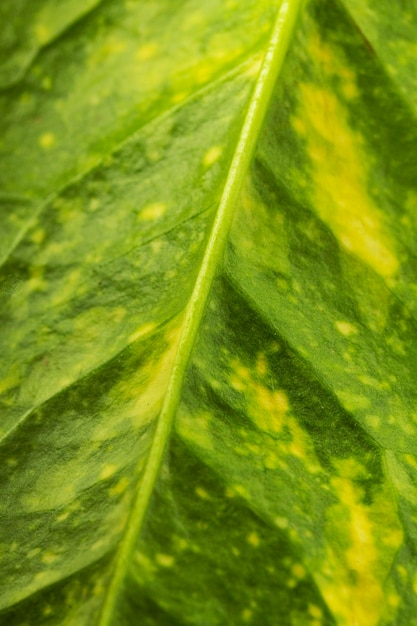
[1,1,417,625]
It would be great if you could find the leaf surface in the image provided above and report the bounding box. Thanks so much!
[1,1,417,625]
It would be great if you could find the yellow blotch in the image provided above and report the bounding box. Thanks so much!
[203,145,223,167]
[109,476,129,497]
[294,81,398,278]
[336,390,371,412]
[241,608,253,622]
[404,454,417,470]
[100,464,118,480]
[140,202,167,221]
[171,91,189,104]
[245,56,263,79]
[42,76,52,90]
[128,322,156,343]
[118,322,182,430]
[42,552,58,564]
[308,605,323,619]
[274,516,289,529]
[0,367,20,394]
[365,414,381,429]
[388,593,400,608]
[247,532,260,547]
[194,61,214,84]
[135,552,156,577]
[251,387,289,435]
[27,547,41,559]
[256,353,268,376]
[136,43,158,61]
[34,24,50,44]
[335,321,358,337]
[156,553,175,568]
[233,485,249,498]
[318,460,402,626]
[39,132,56,149]
[112,307,127,323]
[291,563,306,579]
[26,265,47,292]
[285,416,321,472]
[308,31,359,101]
[195,487,210,500]
[31,229,45,245]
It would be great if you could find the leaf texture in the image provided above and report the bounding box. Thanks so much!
[1,1,417,625]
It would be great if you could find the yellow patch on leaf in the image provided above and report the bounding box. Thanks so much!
[317,458,402,626]
[292,31,398,280]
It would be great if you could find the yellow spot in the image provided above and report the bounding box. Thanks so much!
[241,608,253,622]
[358,374,381,387]
[335,321,358,337]
[39,133,56,148]
[128,322,156,343]
[42,552,58,564]
[136,43,158,60]
[247,532,260,547]
[195,487,210,500]
[42,76,52,90]
[140,202,167,221]
[308,605,323,619]
[109,476,129,496]
[100,464,118,480]
[174,536,189,551]
[156,553,175,568]
[413,573,417,594]
[203,145,223,167]
[365,414,381,429]
[27,547,41,559]
[234,485,249,498]
[274,516,289,529]
[55,510,70,523]
[88,198,100,212]
[112,307,127,323]
[171,91,189,104]
[405,454,417,469]
[0,368,20,395]
[43,605,53,616]
[31,229,46,245]
[256,353,268,376]
[194,62,214,83]
[251,387,289,435]
[91,538,106,552]
[135,552,156,577]
[291,563,306,579]
[230,376,245,392]
[388,593,400,608]
[337,391,370,411]
[34,24,50,44]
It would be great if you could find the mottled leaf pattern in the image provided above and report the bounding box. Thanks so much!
[1,0,417,625]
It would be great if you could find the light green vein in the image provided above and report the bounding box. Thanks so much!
[98,1,304,624]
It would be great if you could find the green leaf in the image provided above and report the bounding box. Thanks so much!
[1,1,417,625]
